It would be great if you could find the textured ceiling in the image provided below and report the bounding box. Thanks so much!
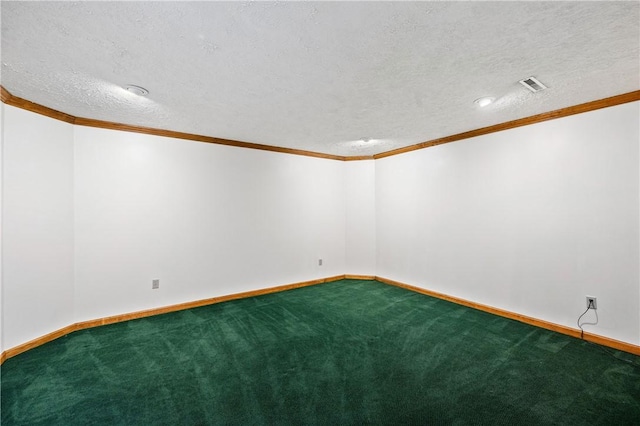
[1,1,639,157]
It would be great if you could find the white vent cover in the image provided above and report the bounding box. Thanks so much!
[519,77,547,92]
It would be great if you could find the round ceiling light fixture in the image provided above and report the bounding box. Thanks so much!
[474,97,494,107]
[125,85,149,96]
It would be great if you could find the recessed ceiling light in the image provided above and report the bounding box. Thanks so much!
[474,97,494,107]
[361,137,372,143]
[124,85,149,96]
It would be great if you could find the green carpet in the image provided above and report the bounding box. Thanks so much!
[2,279,639,425]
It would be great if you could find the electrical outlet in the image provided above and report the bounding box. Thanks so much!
[152,279,160,290]
[586,296,597,310]
[318,259,323,266]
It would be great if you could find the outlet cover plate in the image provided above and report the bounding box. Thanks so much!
[586,296,597,310]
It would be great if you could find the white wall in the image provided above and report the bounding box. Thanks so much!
[1,107,347,348]
[345,160,376,275]
[2,100,639,351]
[73,127,346,322]
[1,105,75,350]
[376,102,640,345]
[1,102,4,353]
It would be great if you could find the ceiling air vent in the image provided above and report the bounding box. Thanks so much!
[519,77,547,93]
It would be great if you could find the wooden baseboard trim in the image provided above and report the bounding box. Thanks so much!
[375,276,640,356]
[1,324,79,364]
[0,275,346,364]
[344,274,377,280]
[3,274,638,362]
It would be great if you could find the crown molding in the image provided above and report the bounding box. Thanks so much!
[1,86,13,103]
[0,86,346,161]
[2,86,638,161]
[374,90,640,159]
[1,87,76,123]
[72,116,348,161]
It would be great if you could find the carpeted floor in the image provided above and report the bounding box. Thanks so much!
[2,279,639,425]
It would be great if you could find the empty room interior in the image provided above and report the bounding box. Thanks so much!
[1,1,639,424]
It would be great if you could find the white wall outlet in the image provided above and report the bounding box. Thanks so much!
[152,279,160,289]
[586,296,597,310]
[318,259,323,266]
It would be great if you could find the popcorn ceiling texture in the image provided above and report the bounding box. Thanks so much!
[1,1,638,157]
